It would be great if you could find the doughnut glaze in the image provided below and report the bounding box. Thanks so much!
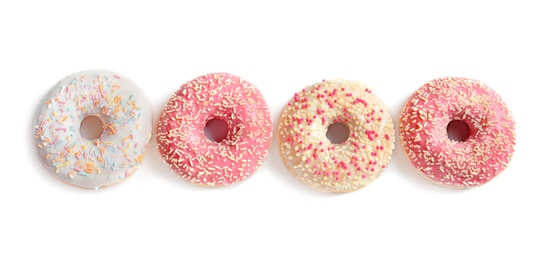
[33,70,152,189]
[278,79,395,192]
[399,77,516,188]
[157,73,272,186]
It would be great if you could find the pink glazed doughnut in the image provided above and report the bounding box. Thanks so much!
[157,73,273,186]
[399,77,516,188]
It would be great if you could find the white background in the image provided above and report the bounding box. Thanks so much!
[1,0,544,259]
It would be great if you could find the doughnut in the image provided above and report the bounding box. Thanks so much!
[157,73,273,186]
[33,70,153,189]
[278,79,395,193]
[399,77,516,188]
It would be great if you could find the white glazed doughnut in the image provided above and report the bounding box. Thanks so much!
[33,70,152,189]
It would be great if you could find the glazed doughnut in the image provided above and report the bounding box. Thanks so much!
[33,70,153,189]
[399,77,516,188]
[157,73,273,186]
[278,79,395,192]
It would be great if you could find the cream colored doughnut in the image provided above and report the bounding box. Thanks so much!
[33,70,152,189]
[278,79,395,192]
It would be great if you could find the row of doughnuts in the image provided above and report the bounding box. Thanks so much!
[33,70,516,192]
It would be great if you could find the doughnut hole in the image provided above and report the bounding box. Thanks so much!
[80,115,104,140]
[326,122,350,144]
[447,120,470,142]
[205,118,229,143]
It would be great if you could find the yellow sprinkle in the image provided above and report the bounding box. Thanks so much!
[135,155,144,164]
[106,125,117,135]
